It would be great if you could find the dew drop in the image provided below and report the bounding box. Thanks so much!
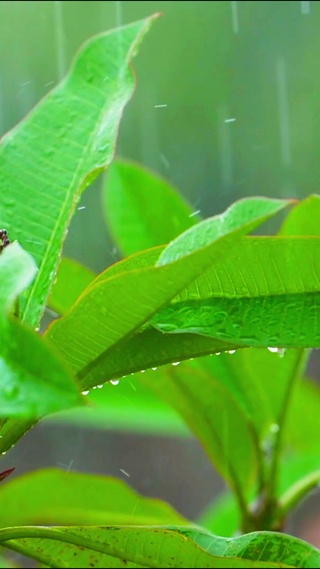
[140,370,146,373]
[110,379,120,386]
[1,452,6,456]
[228,350,236,354]
[152,367,158,371]
[267,347,278,353]
[82,390,89,396]
[216,352,221,356]
[172,361,180,366]
[97,384,103,389]
[277,348,286,358]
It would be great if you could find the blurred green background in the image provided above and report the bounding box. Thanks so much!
[1,0,320,547]
[1,0,319,272]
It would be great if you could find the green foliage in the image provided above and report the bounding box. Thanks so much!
[0,14,320,569]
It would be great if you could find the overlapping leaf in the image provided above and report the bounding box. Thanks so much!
[0,16,156,328]
[1,525,319,568]
[0,243,81,418]
[46,198,290,383]
[49,257,95,315]
[103,159,199,256]
[0,469,186,528]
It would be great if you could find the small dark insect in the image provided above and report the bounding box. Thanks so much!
[0,229,10,254]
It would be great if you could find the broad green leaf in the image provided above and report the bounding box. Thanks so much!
[192,528,320,568]
[49,257,95,316]
[135,350,306,521]
[0,15,157,328]
[140,359,259,503]
[155,348,304,439]
[46,198,290,383]
[103,159,199,256]
[0,319,82,417]
[152,237,320,348]
[285,378,320,453]
[76,321,236,389]
[0,469,186,528]
[0,242,81,418]
[279,195,320,235]
[275,195,320,513]
[0,242,36,315]
[1,525,319,568]
[72,238,319,385]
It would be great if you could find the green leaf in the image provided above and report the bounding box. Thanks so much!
[152,237,320,348]
[81,328,236,388]
[0,242,80,419]
[0,15,157,328]
[279,195,320,235]
[275,195,320,512]
[46,198,290,384]
[138,359,259,511]
[103,159,199,256]
[0,468,187,528]
[0,319,82,417]
[1,526,319,568]
[0,242,37,315]
[48,257,95,316]
[278,378,320,507]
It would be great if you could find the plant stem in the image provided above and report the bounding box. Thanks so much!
[279,470,320,520]
[265,349,308,512]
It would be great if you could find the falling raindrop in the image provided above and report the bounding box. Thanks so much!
[276,57,291,166]
[230,1,239,34]
[270,423,280,434]
[218,105,234,189]
[110,379,120,385]
[160,154,170,169]
[119,468,130,477]
[54,1,66,81]
[301,1,310,14]
[189,209,201,218]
